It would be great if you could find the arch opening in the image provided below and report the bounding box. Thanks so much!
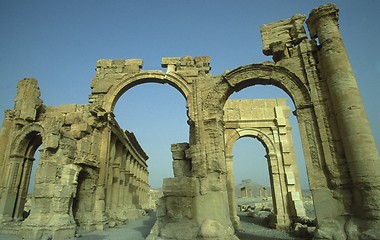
[224,83,315,230]
[72,168,97,229]
[102,73,190,113]
[233,136,271,191]
[13,131,43,221]
[114,82,189,189]
[230,85,309,190]
[232,136,273,229]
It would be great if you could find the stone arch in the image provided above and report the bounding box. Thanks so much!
[93,70,191,219]
[102,71,191,113]
[5,123,44,221]
[225,127,299,229]
[225,128,277,158]
[204,64,314,229]
[72,166,98,231]
[10,123,44,158]
[204,64,311,118]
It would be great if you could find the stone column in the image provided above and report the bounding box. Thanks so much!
[93,126,111,229]
[140,167,147,208]
[96,125,114,223]
[307,4,380,235]
[136,165,142,208]
[131,160,138,208]
[125,154,133,208]
[106,138,116,213]
[143,169,149,208]
[0,110,13,185]
[225,154,241,230]
[117,145,124,209]
[111,163,119,215]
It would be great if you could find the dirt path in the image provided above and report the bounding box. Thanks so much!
[0,211,309,240]
[0,212,156,240]
[75,212,156,240]
[236,212,308,240]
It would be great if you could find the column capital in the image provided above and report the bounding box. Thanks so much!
[306,3,339,38]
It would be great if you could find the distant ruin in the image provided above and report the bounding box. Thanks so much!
[0,3,379,240]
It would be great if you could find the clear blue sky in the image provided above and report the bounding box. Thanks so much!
[1,1,379,190]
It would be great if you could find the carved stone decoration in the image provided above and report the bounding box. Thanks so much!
[0,3,379,240]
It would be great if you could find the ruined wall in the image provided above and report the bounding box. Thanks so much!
[0,79,149,239]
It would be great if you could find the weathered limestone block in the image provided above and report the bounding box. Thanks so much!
[161,57,181,66]
[161,56,211,76]
[158,221,199,240]
[14,78,43,121]
[162,177,197,197]
[165,196,193,220]
[71,123,92,139]
[198,218,235,239]
[91,81,115,94]
[161,57,181,72]
[116,208,145,222]
[199,173,227,194]
[96,59,143,75]
[44,133,60,150]
[261,14,307,57]
[171,143,192,177]
[124,59,144,73]
[156,197,166,218]
[171,143,189,160]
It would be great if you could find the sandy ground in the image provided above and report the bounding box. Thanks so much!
[236,212,309,240]
[1,197,314,239]
[0,212,155,240]
[0,212,310,240]
[75,212,156,240]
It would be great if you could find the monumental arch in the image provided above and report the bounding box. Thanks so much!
[224,99,306,230]
[0,4,379,240]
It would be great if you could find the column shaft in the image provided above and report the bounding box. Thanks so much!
[307,3,380,227]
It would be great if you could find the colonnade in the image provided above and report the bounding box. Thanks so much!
[104,124,149,223]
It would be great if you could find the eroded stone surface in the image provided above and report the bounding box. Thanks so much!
[0,3,379,240]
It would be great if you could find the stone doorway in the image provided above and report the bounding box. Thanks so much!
[0,128,42,222]
[224,99,306,229]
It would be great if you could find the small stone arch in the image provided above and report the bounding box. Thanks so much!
[225,128,277,158]
[102,71,191,113]
[2,123,44,221]
[10,123,44,157]
[225,125,305,229]
[72,166,98,231]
